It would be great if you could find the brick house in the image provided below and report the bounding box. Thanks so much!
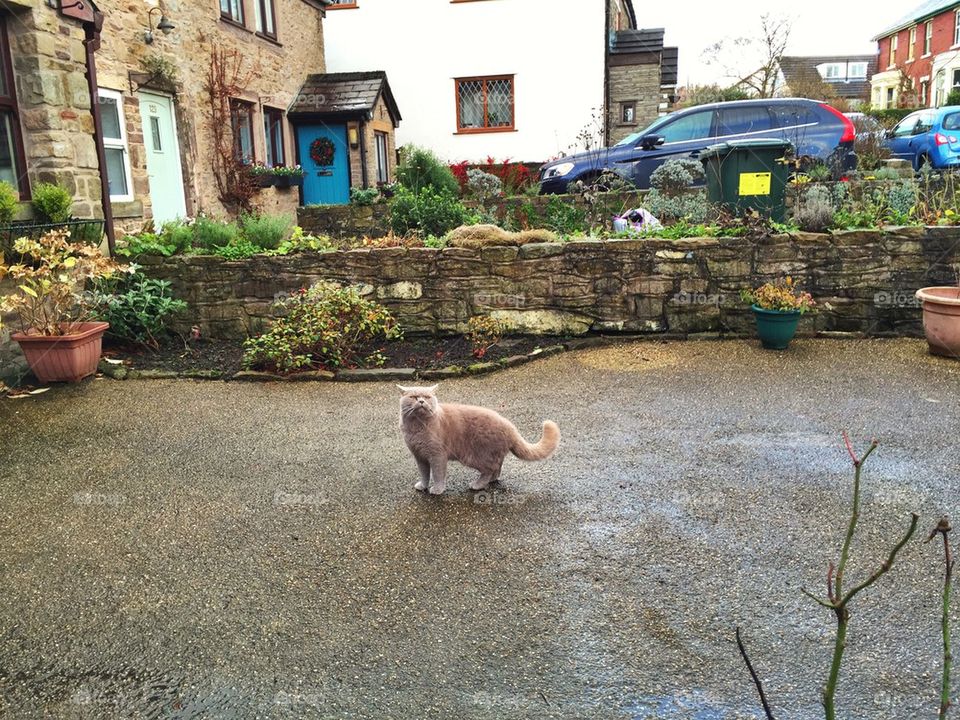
[322,0,677,162]
[0,0,400,247]
[871,0,960,109]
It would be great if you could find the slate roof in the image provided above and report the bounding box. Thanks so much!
[288,71,401,122]
[610,27,665,55]
[873,0,960,39]
[779,55,878,100]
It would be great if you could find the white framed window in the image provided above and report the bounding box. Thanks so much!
[254,0,276,38]
[890,34,898,67]
[926,21,934,55]
[909,26,916,60]
[848,62,868,79]
[97,88,133,202]
[821,63,843,80]
[955,9,960,46]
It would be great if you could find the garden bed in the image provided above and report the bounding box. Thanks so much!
[97,334,604,382]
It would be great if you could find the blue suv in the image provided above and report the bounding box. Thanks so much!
[539,98,857,193]
[885,107,960,170]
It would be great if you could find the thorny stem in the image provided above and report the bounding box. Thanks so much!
[834,435,879,598]
[736,626,775,720]
[801,435,918,720]
[927,517,954,720]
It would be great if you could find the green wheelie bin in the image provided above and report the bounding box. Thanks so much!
[700,138,792,221]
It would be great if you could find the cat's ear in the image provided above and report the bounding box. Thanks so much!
[397,385,411,394]
[425,384,439,394]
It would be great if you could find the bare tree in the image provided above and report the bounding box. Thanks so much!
[704,14,792,99]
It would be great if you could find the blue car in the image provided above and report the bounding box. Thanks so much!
[885,107,960,170]
[539,98,857,193]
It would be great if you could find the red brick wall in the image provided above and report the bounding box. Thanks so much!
[878,10,960,104]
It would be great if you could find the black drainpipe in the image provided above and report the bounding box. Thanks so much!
[83,12,116,256]
[359,117,369,189]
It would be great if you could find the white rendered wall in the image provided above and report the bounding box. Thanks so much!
[323,0,606,163]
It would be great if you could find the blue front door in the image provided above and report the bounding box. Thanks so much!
[297,123,350,205]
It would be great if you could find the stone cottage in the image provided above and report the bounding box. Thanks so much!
[0,0,400,248]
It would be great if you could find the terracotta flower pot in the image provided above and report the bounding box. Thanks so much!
[916,287,960,359]
[12,321,109,383]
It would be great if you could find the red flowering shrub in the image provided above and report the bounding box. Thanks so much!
[449,161,469,194]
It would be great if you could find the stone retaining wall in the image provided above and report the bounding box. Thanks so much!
[140,227,960,341]
[0,280,26,385]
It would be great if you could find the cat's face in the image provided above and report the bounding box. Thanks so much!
[398,385,440,419]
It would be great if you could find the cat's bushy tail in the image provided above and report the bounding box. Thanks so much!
[511,421,560,461]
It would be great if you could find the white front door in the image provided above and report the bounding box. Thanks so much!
[138,92,187,224]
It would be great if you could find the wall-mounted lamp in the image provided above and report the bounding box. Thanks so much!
[348,126,359,149]
[144,7,175,44]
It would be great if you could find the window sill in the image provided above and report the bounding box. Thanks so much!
[220,16,251,33]
[454,127,517,135]
[255,32,282,46]
[922,53,932,58]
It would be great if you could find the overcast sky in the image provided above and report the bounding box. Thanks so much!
[643,0,886,86]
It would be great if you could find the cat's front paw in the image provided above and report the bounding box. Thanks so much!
[414,480,428,491]
[428,483,446,496]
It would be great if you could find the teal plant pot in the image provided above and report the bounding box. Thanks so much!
[752,305,802,350]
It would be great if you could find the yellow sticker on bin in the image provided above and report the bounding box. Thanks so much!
[738,172,771,196]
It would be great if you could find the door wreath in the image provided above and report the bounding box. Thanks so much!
[310,137,336,167]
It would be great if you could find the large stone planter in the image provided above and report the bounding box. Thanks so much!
[916,287,960,359]
[12,321,109,383]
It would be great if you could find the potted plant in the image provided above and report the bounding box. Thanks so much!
[0,229,126,383]
[248,163,275,188]
[741,277,816,350]
[273,165,306,189]
[916,284,960,359]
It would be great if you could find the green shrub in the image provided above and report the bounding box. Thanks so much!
[239,212,291,250]
[243,282,401,373]
[88,273,187,348]
[543,196,587,234]
[644,188,713,224]
[871,167,901,181]
[886,180,917,218]
[161,220,195,252]
[389,186,467,236]
[795,185,836,232]
[265,226,335,256]
[350,187,381,206]
[193,215,239,250]
[947,89,960,107]
[0,180,18,224]
[117,232,181,258]
[649,158,704,195]
[31,182,73,223]
[214,237,262,259]
[396,145,460,195]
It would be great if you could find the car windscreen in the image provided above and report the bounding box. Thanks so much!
[944,113,960,131]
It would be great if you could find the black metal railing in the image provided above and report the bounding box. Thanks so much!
[0,219,105,256]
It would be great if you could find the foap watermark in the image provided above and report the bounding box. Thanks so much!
[273,489,328,509]
[473,491,527,506]
[474,292,526,309]
[874,290,921,309]
[73,491,125,507]
[672,290,727,306]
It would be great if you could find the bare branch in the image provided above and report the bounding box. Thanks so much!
[736,626,776,720]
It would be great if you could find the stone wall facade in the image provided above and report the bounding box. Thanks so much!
[140,227,960,341]
[607,63,662,146]
[3,0,327,234]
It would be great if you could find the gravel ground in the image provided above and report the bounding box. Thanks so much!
[0,338,959,720]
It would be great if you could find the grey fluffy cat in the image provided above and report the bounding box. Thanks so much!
[398,385,560,495]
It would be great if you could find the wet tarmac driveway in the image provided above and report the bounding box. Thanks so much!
[1,338,959,719]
